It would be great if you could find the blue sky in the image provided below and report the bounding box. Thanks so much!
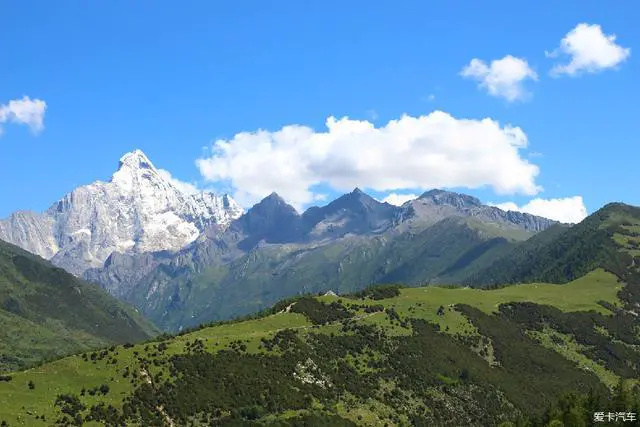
[1,1,637,223]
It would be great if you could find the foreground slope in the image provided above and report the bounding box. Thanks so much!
[1,261,638,426]
[0,239,159,372]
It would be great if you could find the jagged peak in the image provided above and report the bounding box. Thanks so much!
[340,188,377,202]
[417,189,482,208]
[262,192,286,203]
[111,149,167,190]
[302,188,392,220]
[419,189,446,198]
[117,149,156,171]
[345,188,383,206]
[246,192,299,216]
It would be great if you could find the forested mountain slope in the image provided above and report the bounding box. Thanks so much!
[0,239,159,372]
[467,203,640,288]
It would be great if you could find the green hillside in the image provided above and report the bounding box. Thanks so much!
[126,216,535,332]
[1,266,638,426]
[466,203,640,287]
[0,240,159,373]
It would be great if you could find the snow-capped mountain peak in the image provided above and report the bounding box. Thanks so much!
[113,149,159,185]
[118,149,154,169]
[0,149,244,275]
[111,149,175,194]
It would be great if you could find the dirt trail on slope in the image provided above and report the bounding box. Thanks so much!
[140,367,175,427]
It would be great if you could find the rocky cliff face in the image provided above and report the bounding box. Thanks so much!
[0,150,243,275]
[0,211,58,259]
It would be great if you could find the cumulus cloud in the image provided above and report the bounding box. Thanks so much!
[196,112,542,208]
[0,96,47,134]
[489,196,588,224]
[460,55,538,102]
[381,193,418,206]
[547,23,631,76]
[157,169,200,195]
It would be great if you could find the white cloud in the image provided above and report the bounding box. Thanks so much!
[0,96,47,134]
[547,23,631,76]
[157,169,200,195]
[380,193,418,206]
[196,112,542,208]
[489,196,588,224]
[460,55,538,102]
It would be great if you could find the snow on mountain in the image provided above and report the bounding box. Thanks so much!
[0,211,59,258]
[0,149,244,275]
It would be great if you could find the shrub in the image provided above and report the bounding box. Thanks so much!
[290,297,353,325]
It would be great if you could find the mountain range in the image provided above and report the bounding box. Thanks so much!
[0,150,561,332]
[1,201,639,426]
[1,149,640,426]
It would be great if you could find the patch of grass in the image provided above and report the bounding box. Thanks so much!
[325,269,621,337]
[0,351,133,425]
[408,269,621,315]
